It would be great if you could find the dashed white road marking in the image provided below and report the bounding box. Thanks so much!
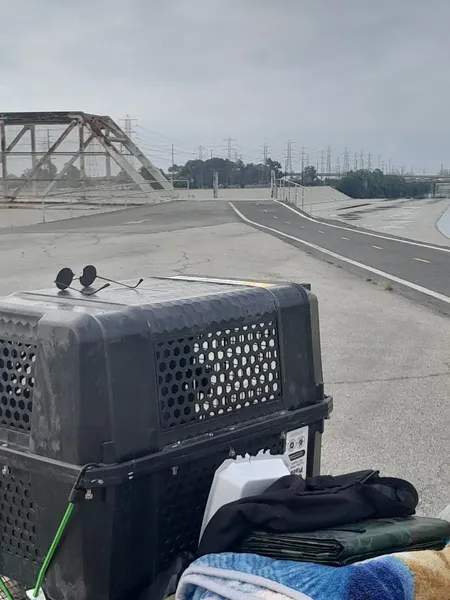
[414,257,430,263]
[318,230,325,234]
[229,202,450,307]
[275,200,450,254]
[371,245,383,250]
[273,216,278,219]
[341,236,349,240]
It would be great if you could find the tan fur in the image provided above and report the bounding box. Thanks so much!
[396,545,450,600]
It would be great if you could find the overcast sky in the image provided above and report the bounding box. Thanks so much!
[2,0,450,172]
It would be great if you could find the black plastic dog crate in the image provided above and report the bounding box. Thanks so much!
[0,276,332,600]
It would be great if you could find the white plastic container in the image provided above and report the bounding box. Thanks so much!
[199,451,290,541]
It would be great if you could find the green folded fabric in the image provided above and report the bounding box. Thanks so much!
[237,517,450,566]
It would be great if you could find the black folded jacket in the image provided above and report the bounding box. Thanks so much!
[197,470,419,557]
[237,516,450,566]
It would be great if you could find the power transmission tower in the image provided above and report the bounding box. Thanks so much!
[285,140,293,175]
[326,146,332,175]
[225,137,234,160]
[197,145,205,160]
[353,152,358,170]
[38,130,54,180]
[335,157,341,174]
[343,147,350,173]
[301,146,306,173]
[359,149,365,169]
[367,152,372,171]
[320,150,325,174]
[120,115,138,167]
[377,154,381,169]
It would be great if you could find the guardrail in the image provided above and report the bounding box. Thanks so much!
[274,179,312,214]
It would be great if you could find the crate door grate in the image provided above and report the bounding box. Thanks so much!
[0,340,36,432]
[0,471,40,565]
[156,319,282,431]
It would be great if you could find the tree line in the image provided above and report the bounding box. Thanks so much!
[330,168,431,199]
[11,157,432,200]
[284,165,430,200]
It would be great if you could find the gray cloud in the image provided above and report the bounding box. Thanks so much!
[2,0,450,171]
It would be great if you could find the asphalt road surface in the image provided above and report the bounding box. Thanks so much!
[230,200,450,314]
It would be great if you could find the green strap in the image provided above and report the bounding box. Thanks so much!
[33,503,75,597]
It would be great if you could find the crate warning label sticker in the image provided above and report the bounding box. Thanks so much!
[285,426,309,476]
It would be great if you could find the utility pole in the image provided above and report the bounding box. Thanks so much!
[326,145,332,175]
[171,144,175,185]
[320,150,325,175]
[353,152,358,171]
[285,140,293,175]
[388,158,392,174]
